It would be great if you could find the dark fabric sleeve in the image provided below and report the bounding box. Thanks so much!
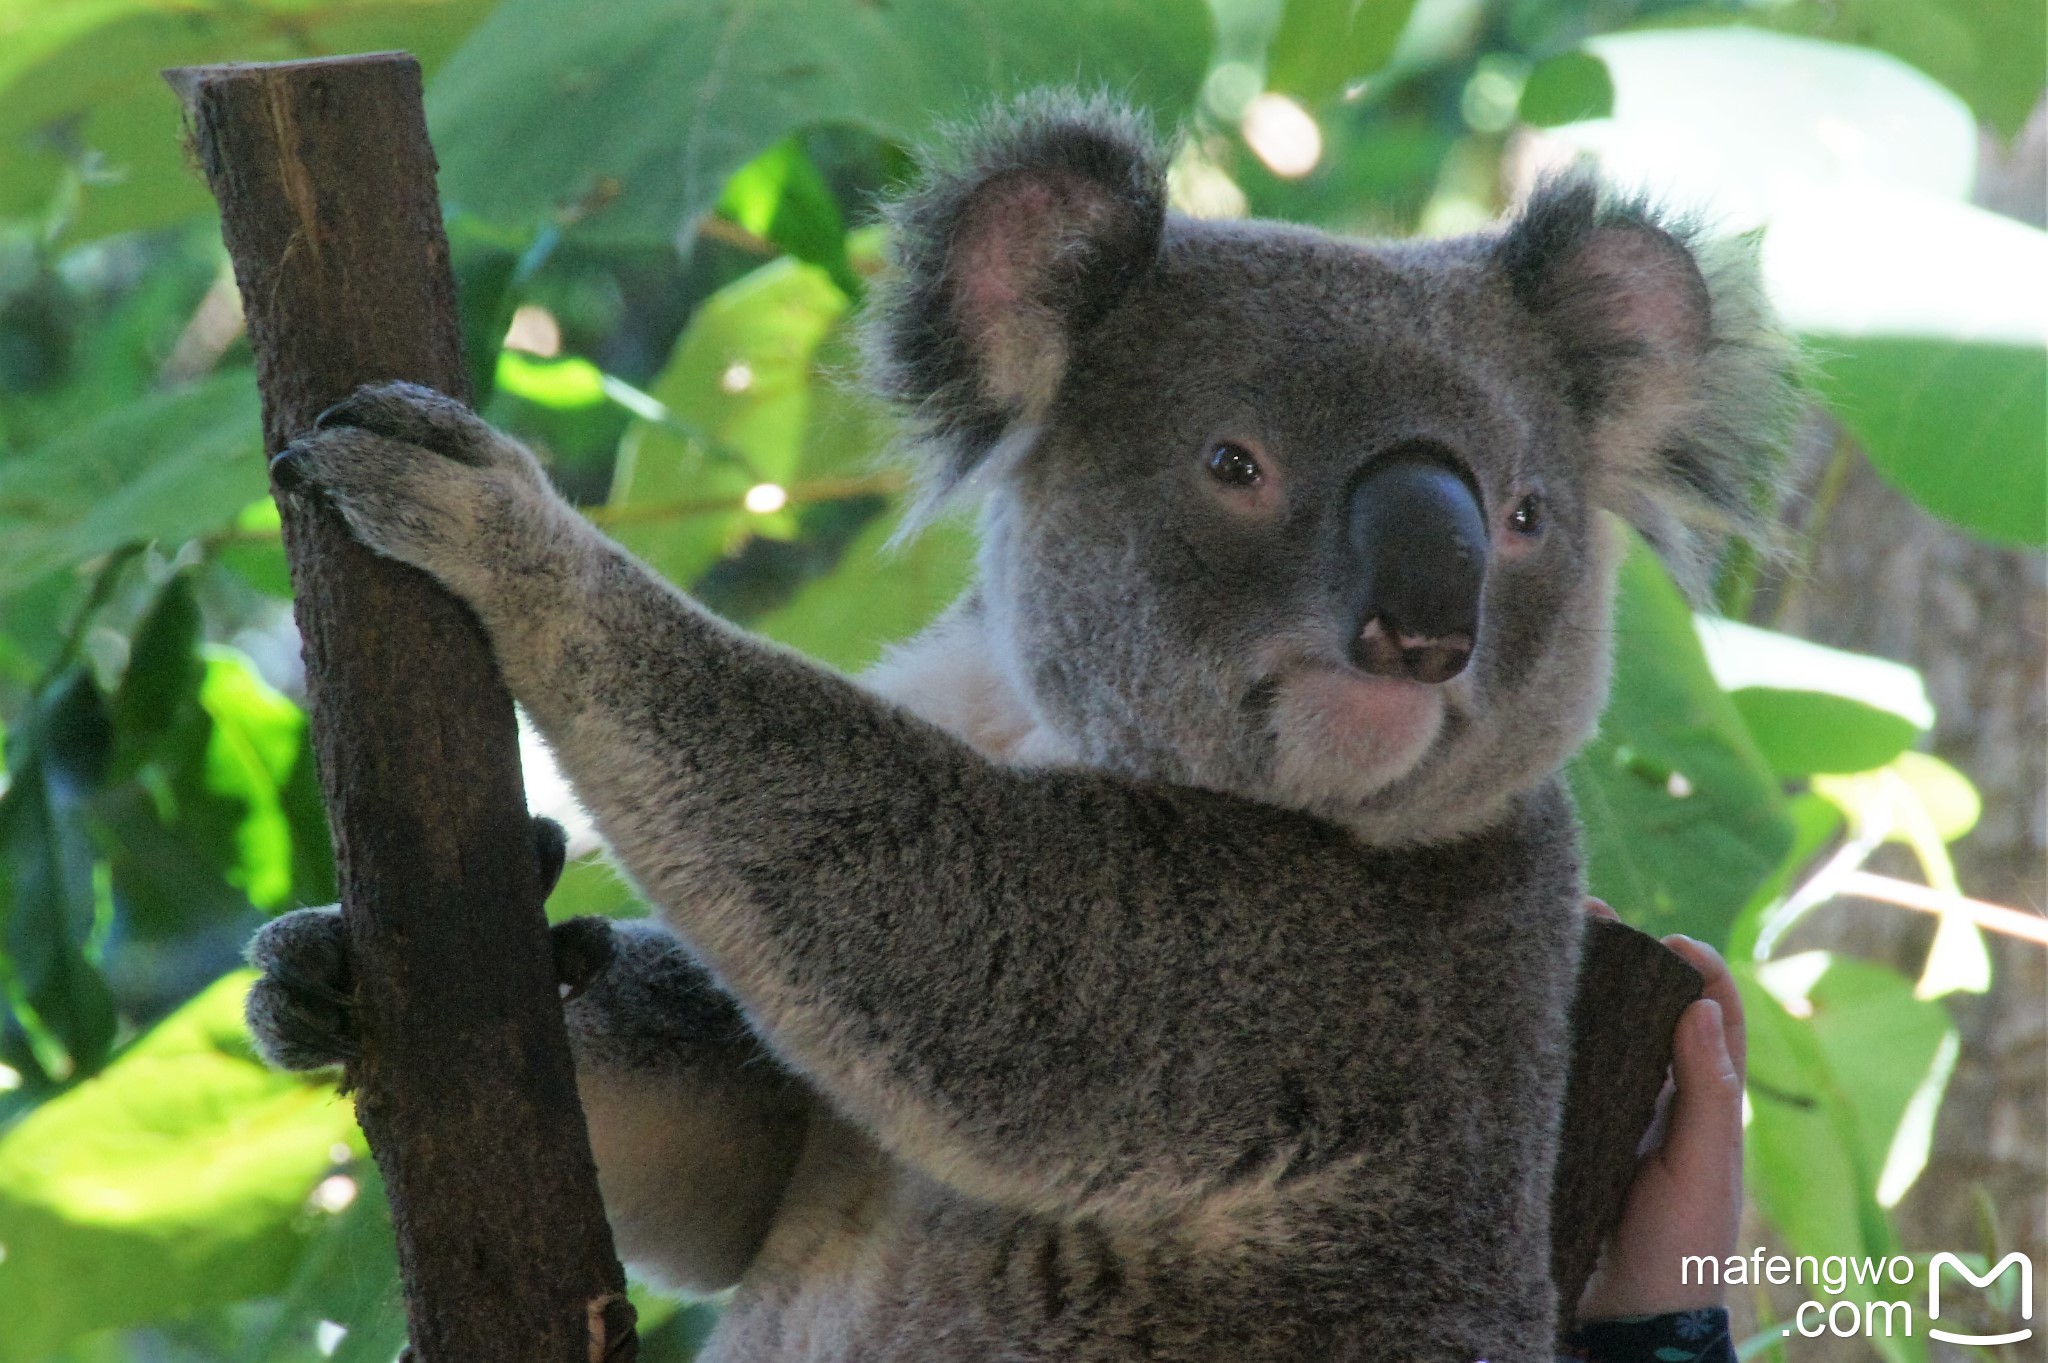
[1560,1307,1736,1362]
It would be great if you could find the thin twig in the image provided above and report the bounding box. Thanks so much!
[1837,872,2048,947]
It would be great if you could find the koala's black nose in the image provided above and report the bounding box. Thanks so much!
[1345,451,1488,684]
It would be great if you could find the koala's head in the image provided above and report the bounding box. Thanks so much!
[867,96,1793,843]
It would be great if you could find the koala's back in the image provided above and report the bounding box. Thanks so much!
[704,783,1585,1363]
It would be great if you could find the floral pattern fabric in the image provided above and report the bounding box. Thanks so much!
[1560,1307,1736,1363]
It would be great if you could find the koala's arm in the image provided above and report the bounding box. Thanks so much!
[274,384,1571,1223]
[246,888,811,1294]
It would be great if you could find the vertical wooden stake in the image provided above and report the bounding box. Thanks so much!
[166,54,634,1363]
[1551,919,1705,1332]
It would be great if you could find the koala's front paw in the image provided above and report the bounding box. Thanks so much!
[270,381,565,599]
[244,816,588,1072]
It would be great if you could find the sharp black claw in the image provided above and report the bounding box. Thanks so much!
[532,815,569,896]
[552,916,617,1001]
[269,447,305,494]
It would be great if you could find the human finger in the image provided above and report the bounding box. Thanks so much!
[1663,934,1746,1080]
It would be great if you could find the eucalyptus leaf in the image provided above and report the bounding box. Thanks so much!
[609,258,853,590]
[1764,189,2047,547]
[1567,541,1793,943]
[753,505,975,675]
[0,374,263,602]
[0,0,496,243]
[427,0,1214,242]
[1740,956,1935,1363]
[1695,616,1932,777]
[1265,0,1419,106]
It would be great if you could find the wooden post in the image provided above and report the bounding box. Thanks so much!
[166,54,635,1362]
[1550,919,1705,1332]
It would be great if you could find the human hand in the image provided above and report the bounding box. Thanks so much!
[1574,926,1747,1321]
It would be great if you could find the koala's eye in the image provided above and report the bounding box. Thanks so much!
[1509,492,1545,536]
[1206,442,1263,488]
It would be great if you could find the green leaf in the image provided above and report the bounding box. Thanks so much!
[1516,51,1612,127]
[1743,952,1952,1362]
[717,137,862,300]
[495,352,609,409]
[0,972,361,1363]
[608,257,854,588]
[1764,189,2047,547]
[427,0,1215,242]
[1567,540,1794,943]
[239,1164,404,1363]
[0,670,118,1079]
[0,0,498,243]
[1812,750,1982,846]
[196,649,307,913]
[1812,337,2044,547]
[752,505,974,674]
[1695,617,1932,778]
[0,373,264,602]
[110,574,205,775]
[1265,0,1419,106]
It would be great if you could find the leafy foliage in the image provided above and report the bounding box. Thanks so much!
[0,0,2038,1358]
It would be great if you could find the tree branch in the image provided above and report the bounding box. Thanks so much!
[166,53,634,1363]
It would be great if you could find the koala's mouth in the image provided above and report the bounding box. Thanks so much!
[1262,663,1449,800]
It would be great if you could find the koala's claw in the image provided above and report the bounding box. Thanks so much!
[533,815,569,897]
[551,916,618,1001]
[313,382,501,468]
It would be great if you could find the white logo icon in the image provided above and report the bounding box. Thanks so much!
[1928,1251,2033,1346]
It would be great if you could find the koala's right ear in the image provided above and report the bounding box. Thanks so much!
[865,96,1169,514]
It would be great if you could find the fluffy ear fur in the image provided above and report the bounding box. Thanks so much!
[865,94,1169,519]
[1498,177,1797,595]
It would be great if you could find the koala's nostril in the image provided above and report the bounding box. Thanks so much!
[1354,617,1475,684]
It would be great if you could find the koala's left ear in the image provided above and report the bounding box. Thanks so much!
[1498,177,1795,592]
[866,95,1169,516]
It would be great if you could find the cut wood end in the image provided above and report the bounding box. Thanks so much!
[161,52,421,108]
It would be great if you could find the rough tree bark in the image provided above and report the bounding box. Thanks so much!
[165,54,635,1363]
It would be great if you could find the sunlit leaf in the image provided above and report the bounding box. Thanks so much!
[1765,188,2047,548]
[717,137,862,299]
[196,649,305,912]
[494,352,608,410]
[1568,540,1793,943]
[0,971,361,1362]
[428,0,1214,242]
[1695,616,1932,777]
[1740,956,1936,1363]
[1811,751,1982,846]
[1265,0,1419,105]
[608,258,852,590]
[1757,0,2048,138]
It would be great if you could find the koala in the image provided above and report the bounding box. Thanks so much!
[245,96,1790,1361]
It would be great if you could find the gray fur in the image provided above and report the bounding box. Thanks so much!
[245,96,1793,1361]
